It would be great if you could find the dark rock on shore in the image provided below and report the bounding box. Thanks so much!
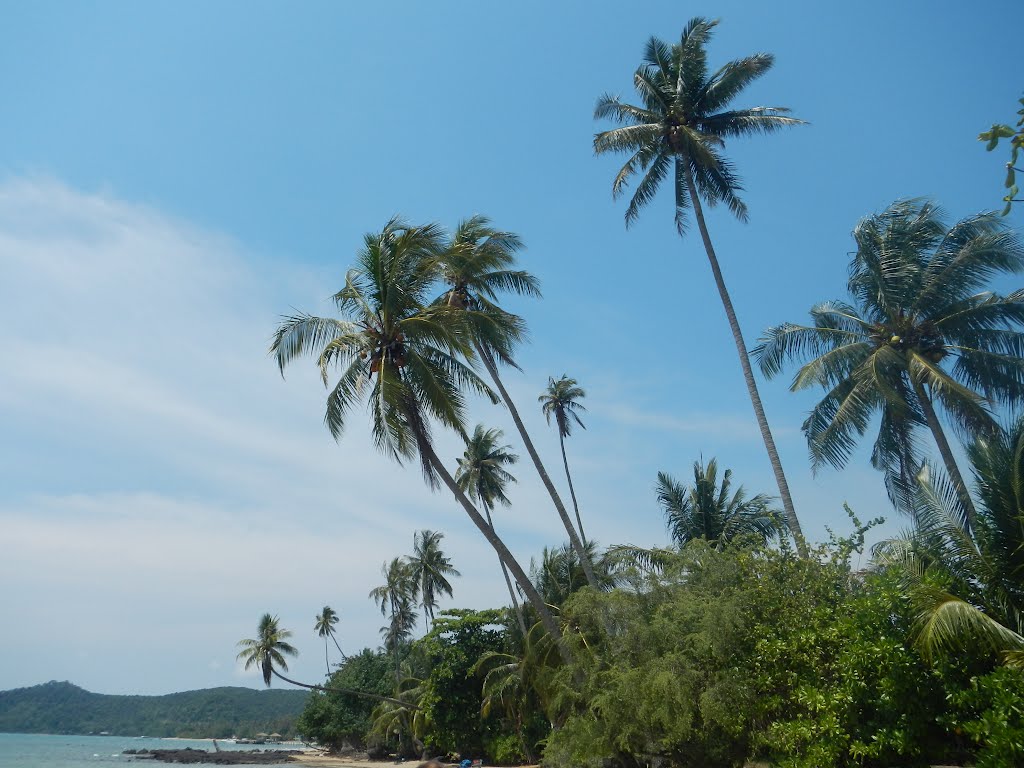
[123,748,303,764]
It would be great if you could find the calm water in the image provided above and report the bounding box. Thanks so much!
[0,733,304,768]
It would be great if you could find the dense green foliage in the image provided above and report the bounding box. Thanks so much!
[263,18,1024,768]
[0,681,306,738]
[295,649,394,750]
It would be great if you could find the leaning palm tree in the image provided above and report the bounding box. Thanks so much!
[874,417,1024,665]
[656,459,783,548]
[271,217,564,644]
[594,18,807,553]
[456,425,528,635]
[238,614,416,707]
[434,215,600,588]
[237,613,298,687]
[539,375,588,544]
[314,605,345,676]
[754,200,1024,528]
[407,529,460,629]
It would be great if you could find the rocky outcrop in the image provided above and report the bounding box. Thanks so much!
[123,748,302,764]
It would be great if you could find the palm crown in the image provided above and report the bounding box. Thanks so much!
[456,425,519,511]
[755,199,1024,515]
[433,215,540,367]
[657,459,782,548]
[539,376,586,439]
[408,529,460,625]
[271,218,495,484]
[594,17,804,233]
[237,613,298,687]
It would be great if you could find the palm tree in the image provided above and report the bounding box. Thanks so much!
[656,459,783,548]
[370,558,419,685]
[754,200,1024,528]
[539,375,588,544]
[530,539,614,609]
[434,215,600,589]
[407,529,460,629]
[238,614,417,708]
[455,424,529,636]
[874,417,1024,664]
[271,218,564,645]
[594,18,807,554]
[237,613,298,687]
[314,605,345,676]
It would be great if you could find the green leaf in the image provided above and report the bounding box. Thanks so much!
[1006,166,1017,189]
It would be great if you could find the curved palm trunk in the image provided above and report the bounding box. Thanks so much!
[484,501,529,636]
[418,440,571,662]
[323,639,330,677]
[475,343,600,587]
[683,169,808,556]
[911,379,980,532]
[270,667,420,709]
[559,432,586,545]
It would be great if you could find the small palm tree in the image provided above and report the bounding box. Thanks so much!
[539,375,588,544]
[237,613,298,687]
[272,217,564,644]
[434,216,600,589]
[594,18,807,553]
[456,424,528,635]
[530,539,613,609]
[874,417,1024,664]
[314,605,345,676]
[656,459,783,548]
[407,529,460,629]
[755,200,1024,527]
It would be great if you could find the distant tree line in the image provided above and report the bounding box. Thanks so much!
[0,681,307,738]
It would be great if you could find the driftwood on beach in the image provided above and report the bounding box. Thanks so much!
[123,747,304,764]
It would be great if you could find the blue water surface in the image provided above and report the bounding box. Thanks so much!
[0,733,300,768]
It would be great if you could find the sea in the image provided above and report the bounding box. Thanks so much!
[0,733,308,768]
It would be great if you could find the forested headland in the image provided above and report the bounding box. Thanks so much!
[0,681,307,738]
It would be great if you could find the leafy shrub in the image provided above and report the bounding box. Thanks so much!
[948,666,1024,768]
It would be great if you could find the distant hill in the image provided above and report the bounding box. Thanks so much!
[0,681,309,738]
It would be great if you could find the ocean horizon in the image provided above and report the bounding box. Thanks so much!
[0,733,305,768]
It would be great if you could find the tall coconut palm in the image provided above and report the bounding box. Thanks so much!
[539,375,588,544]
[370,558,419,685]
[754,200,1024,528]
[407,529,460,629]
[594,18,807,554]
[237,613,298,687]
[434,215,600,588]
[314,605,345,676]
[874,417,1024,665]
[656,459,783,548]
[271,218,564,644]
[456,424,529,635]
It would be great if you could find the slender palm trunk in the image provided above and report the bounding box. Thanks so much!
[330,632,347,662]
[324,639,330,677]
[559,432,586,545]
[418,440,570,661]
[683,169,807,556]
[475,343,600,587]
[911,379,979,531]
[270,667,420,709]
[485,501,529,636]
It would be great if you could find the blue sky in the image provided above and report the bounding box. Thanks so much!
[1,1,1020,695]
